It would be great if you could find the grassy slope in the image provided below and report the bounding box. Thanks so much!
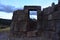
[0,27,10,32]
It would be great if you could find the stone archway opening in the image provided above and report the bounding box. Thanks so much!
[28,10,38,31]
[24,6,41,31]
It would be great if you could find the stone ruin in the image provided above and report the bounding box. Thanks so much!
[10,0,60,40]
[10,6,43,37]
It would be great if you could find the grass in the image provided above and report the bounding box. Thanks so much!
[0,27,10,32]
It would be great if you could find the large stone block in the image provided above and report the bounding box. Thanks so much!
[52,11,60,19]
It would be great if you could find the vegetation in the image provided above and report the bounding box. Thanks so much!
[0,18,12,26]
[0,27,10,32]
[0,18,11,32]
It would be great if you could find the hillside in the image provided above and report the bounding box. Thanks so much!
[0,18,12,28]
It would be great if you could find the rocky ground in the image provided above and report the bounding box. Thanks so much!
[0,27,54,40]
[0,32,55,40]
[0,31,9,40]
[0,31,52,40]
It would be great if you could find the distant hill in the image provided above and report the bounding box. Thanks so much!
[0,18,12,26]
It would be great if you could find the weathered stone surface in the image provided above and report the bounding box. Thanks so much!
[24,6,41,31]
[52,11,60,20]
[10,0,60,40]
[58,0,60,4]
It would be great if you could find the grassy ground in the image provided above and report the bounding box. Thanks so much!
[0,26,10,40]
[0,27,10,32]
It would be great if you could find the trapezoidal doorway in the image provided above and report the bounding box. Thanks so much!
[24,6,41,31]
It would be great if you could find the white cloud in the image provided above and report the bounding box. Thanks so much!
[0,12,37,20]
[0,11,13,19]
[30,15,37,19]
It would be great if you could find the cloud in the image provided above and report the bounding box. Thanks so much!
[0,12,13,19]
[0,4,37,15]
[30,15,37,19]
[0,4,19,13]
[30,11,37,15]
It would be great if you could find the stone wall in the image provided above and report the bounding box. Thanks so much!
[43,3,60,40]
[10,1,60,40]
[10,10,27,37]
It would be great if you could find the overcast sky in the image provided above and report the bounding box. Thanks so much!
[0,0,58,19]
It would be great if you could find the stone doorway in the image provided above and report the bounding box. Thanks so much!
[24,6,41,31]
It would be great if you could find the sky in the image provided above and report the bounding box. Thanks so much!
[0,0,58,19]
